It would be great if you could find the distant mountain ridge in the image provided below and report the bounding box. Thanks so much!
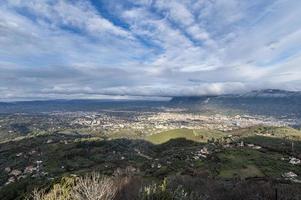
[238,89,301,98]
[0,89,301,117]
[171,89,301,101]
[0,99,167,113]
[169,89,301,118]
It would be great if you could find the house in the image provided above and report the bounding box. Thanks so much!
[10,169,22,176]
[289,157,301,165]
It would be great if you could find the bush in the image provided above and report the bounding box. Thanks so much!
[71,173,118,200]
[139,179,195,200]
[30,173,118,200]
[139,179,171,200]
[30,177,75,200]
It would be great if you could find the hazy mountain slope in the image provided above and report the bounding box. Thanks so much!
[170,90,301,118]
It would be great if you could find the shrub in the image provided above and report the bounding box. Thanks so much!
[72,172,118,200]
[30,173,118,200]
[139,179,195,200]
[139,179,172,200]
[30,177,75,200]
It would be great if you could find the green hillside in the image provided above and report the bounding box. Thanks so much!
[145,128,226,144]
[1,127,301,200]
[146,128,196,144]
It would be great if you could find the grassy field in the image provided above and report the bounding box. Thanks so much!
[261,126,301,140]
[146,128,196,144]
[230,126,301,139]
[215,148,301,179]
[145,128,225,144]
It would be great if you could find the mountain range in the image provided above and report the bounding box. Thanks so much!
[170,89,301,118]
[0,89,301,118]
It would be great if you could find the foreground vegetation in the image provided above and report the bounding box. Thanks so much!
[0,126,301,199]
[29,172,301,200]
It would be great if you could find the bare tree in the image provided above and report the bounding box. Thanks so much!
[30,173,119,200]
[71,173,118,200]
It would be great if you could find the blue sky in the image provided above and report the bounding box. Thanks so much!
[1,0,301,100]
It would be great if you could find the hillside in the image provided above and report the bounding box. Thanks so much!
[146,128,225,144]
[1,126,301,199]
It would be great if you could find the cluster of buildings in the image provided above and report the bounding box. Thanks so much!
[0,110,297,139]
[3,151,47,186]
[69,111,290,134]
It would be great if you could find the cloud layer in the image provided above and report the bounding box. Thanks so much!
[1,0,301,100]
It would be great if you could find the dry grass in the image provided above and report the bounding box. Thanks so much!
[30,173,119,200]
[31,186,71,200]
[71,173,118,200]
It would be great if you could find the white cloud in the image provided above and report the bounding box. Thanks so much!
[0,0,301,100]
[6,0,132,38]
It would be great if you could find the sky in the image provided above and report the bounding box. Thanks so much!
[1,0,301,100]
